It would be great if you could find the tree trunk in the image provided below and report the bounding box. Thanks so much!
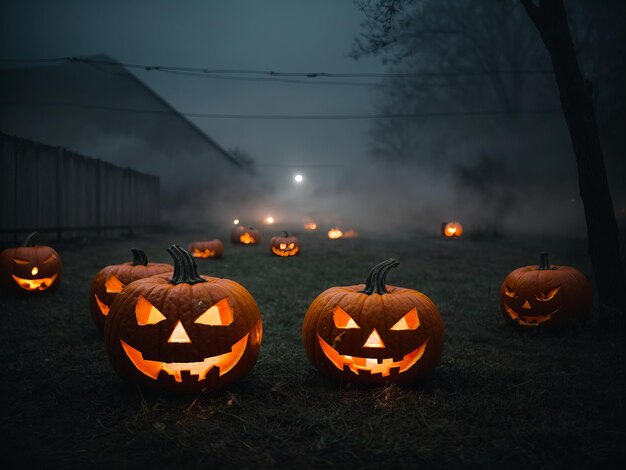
[520,0,625,323]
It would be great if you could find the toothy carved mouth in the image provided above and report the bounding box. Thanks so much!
[317,334,427,377]
[191,248,216,258]
[271,246,300,257]
[12,274,58,291]
[504,303,559,326]
[121,333,249,382]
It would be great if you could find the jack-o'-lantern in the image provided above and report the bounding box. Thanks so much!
[105,245,263,393]
[0,232,62,294]
[89,248,173,334]
[500,253,592,328]
[327,228,343,239]
[231,226,260,245]
[441,222,463,238]
[187,239,224,259]
[302,258,444,384]
[270,232,300,257]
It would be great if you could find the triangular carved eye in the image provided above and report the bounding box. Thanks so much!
[537,286,560,301]
[287,243,295,249]
[279,243,287,250]
[105,275,125,293]
[135,296,167,325]
[12,258,30,265]
[390,307,420,330]
[504,285,516,298]
[333,306,360,329]
[43,254,57,264]
[195,298,233,326]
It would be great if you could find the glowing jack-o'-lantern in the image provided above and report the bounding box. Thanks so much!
[302,259,444,384]
[270,232,301,257]
[327,228,343,239]
[187,239,224,259]
[0,232,62,294]
[441,222,463,238]
[89,248,173,334]
[231,226,261,245]
[105,245,263,393]
[304,222,317,230]
[500,253,592,328]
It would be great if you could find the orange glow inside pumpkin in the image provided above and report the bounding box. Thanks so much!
[304,223,317,230]
[362,329,385,348]
[503,286,562,327]
[317,334,428,377]
[11,273,58,291]
[105,275,125,293]
[121,333,249,382]
[240,232,256,244]
[192,248,216,258]
[168,320,192,343]
[328,228,343,239]
[321,305,428,375]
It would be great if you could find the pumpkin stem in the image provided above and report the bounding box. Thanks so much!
[283,231,289,237]
[539,253,551,270]
[131,248,148,266]
[22,231,40,247]
[167,245,207,285]
[358,258,399,295]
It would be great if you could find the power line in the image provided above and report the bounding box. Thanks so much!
[1,100,562,120]
[0,56,553,79]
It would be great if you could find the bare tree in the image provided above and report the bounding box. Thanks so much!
[519,0,625,321]
[354,0,625,321]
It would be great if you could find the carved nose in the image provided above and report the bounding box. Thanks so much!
[362,328,385,348]
[168,320,192,343]
[522,300,531,310]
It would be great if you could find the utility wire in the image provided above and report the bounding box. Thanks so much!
[1,101,562,120]
[0,56,553,79]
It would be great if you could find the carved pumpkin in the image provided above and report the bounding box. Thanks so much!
[187,239,224,259]
[0,232,62,294]
[302,259,444,384]
[89,248,173,334]
[500,253,592,328]
[231,226,260,245]
[105,245,263,393]
[441,221,463,238]
[270,232,300,257]
[327,227,343,239]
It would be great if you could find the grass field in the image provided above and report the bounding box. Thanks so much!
[1,230,625,469]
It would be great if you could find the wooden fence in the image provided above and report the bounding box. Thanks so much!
[0,133,160,241]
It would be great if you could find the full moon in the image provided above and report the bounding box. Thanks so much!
[294,174,303,183]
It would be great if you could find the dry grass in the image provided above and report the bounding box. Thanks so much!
[1,230,625,469]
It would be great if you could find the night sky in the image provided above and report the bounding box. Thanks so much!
[2,0,624,235]
[1,0,384,168]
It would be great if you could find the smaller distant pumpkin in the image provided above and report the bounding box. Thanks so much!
[441,222,463,238]
[231,226,261,245]
[90,248,173,334]
[187,239,224,259]
[327,228,343,239]
[0,232,62,294]
[500,253,592,328]
[270,232,300,257]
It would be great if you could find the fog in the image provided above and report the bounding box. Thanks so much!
[1,0,624,238]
